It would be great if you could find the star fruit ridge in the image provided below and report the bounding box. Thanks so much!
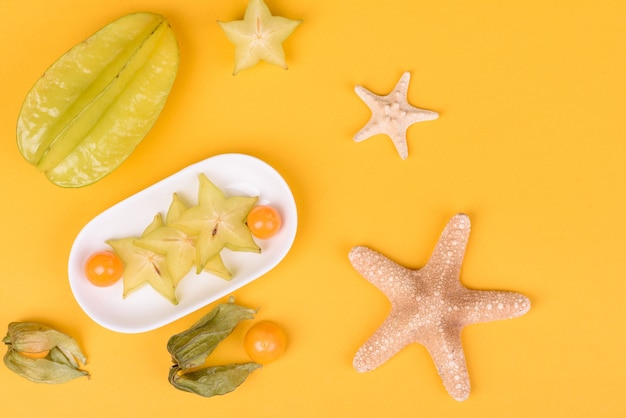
[172,174,260,274]
[107,214,178,305]
[349,214,531,401]
[354,71,438,159]
[134,193,232,284]
[218,0,302,75]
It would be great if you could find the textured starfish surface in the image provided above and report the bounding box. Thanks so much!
[218,0,302,75]
[354,72,438,159]
[349,214,531,401]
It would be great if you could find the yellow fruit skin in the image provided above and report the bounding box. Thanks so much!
[16,12,180,187]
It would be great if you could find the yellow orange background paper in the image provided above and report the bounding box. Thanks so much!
[1,0,625,416]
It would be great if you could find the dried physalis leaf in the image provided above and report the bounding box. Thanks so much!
[168,363,261,397]
[168,297,257,369]
[2,322,89,384]
[167,297,260,397]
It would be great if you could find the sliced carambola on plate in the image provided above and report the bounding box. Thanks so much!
[107,214,178,305]
[172,174,261,273]
[135,193,233,284]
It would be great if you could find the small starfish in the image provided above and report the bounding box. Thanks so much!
[349,214,531,401]
[218,0,302,75]
[354,72,438,159]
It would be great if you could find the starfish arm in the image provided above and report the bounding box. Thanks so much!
[458,290,531,325]
[353,116,383,143]
[354,85,384,108]
[405,107,440,124]
[393,72,439,123]
[355,73,410,108]
[353,86,384,143]
[349,246,417,300]
[422,214,471,288]
[353,314,412,372]
[392,71,411,98]
[421,327,471,401]
[390,130,409,159]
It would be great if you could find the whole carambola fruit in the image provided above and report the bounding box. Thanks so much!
[16,12,180,187]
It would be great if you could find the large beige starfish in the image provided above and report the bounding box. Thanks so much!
[218,0,302,75]
[354,72,438,159]
[349,214,531,401]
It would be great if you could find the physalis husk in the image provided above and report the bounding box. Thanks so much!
[167,297,261,397]
[3,322,89,384]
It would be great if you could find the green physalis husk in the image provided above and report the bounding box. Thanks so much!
[2,322,89,384]
[167,297,260,397]
[168,363,262,397]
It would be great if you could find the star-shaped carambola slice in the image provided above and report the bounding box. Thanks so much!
[167,193,232,280]
[135,193,232,283]
[172,174,260,273]
[107,214,178,304]
[134,225,197,287]
[354,72,438,159]
[218,0,302,75]
[349,214,531,401]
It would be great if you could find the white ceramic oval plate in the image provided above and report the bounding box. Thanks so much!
[68,154,297,333]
